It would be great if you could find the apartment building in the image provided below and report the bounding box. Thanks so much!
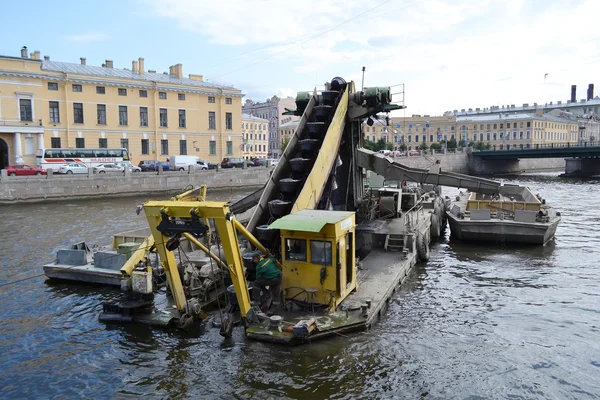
[363,112,578,150]
[0,46,243,168]
[242,95,298,159]
[241,113,268,159]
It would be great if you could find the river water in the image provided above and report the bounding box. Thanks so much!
[0,176,599,399]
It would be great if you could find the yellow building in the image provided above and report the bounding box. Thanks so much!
[363,113,578,150]
[0,47,243,168]
[241,113,268,159]
[278,120,299,150]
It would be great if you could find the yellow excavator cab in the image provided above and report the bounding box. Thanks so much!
[269,209,357,310]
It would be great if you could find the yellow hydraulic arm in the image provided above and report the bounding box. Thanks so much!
[120,185,208,278]
[143,200,254,318]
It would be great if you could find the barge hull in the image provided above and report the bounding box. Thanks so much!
[447,215,559,245]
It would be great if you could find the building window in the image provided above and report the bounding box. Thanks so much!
[160,108,168,127]
[72,84,82,92]
[118,88,127,96]
[139,90,148,98]
[48,82,58,90]
[179,140,187,155]
[120,138,129,151]
[225,98,232,104]
[73,103,84,123]
[209,140,216,155]
[140,107,148,126]
[96,86,106,94]
[209,112,216,129]
[159,92,167,99]
[225,112,232,130]
[19,99,33,121]
[178,93,185,101]
[51,137,61,148]
[226,141,233,155]
[310,240,332,265]
[119,105,128,126]
[97,104,106,125]
[49,101,60,123]
[99,138,108,148]
[161,139,168,155]
[141,139,149,155]
[75,138,85,148]
[527,121,531,128]
[208,96,215,103]
[513,123,517,128]
[178,109,186,128]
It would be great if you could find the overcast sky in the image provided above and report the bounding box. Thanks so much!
[1,0,598,115]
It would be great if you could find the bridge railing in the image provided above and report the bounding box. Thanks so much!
[473,141,598,152]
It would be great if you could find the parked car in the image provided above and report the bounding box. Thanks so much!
[248,158,266,167]
[169,155,202,171]
[138,161,170,172]
[198,160,217,170]
[407,150,421,156]
[195,161,209,170]
[221,157,245,168]
[138,160,154,171]
[94,163,123,174]
[116,161,141,172]
[267,158,279,167]
[57,162,89,174]
[6,164,46,176]
[392,151,405,157]
[379,150,392,156]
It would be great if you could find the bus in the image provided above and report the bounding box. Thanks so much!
[36,148,130,170]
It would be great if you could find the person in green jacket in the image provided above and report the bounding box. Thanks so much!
[252,255,282,306]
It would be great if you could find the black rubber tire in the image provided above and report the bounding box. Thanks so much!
[430,214,441,240]
[99,171,105,174]
[66,170,73,174]
[9,172,16,176]
[202,167,208,171]
[179,167,185,171]
[36,172,42,176]
[417,233,430,262]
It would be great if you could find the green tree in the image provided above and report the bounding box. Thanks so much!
[281,136,291,153]
[430,142,442,151]
[458,139,466,148]
[398,143,407,152]
[447,138,458,149]
[473,141,486,150]
[418,142,428,151]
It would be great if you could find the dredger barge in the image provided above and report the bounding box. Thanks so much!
[46,77,504,344]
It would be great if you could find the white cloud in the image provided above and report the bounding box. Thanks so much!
[62,32,109,42]
[144,0,600,114]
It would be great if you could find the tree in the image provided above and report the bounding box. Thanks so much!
[281,136,291,153]
[363,138,392,152]
[458,139,466,148]
[473,141,486,150]
[430,142,442,151]
[418,142,428,151]
[398,143,407,152]
[447,138,458,149]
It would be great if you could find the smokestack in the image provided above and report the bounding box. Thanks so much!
[30,51,41,60]
[43,55,50,61]
[20,46,28,58]
[105,59,113,68]
[588,83,594,100]
[132,60,139,73]
[571,85,577,103]
[80,57,86,65]
[138,57,144,75]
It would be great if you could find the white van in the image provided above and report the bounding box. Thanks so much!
[169,155,200,171]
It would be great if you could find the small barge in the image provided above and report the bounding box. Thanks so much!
[446,185,561,245]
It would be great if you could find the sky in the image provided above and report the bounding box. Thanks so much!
[1,0,599,116]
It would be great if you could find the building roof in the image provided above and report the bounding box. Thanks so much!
[279,120,300,128]
[242,113,268,122]
[447,97,600,116]
[457,112,577,124]
[269,210,354,233]
[40,60,235,90]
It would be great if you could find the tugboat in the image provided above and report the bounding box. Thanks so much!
[446,185,561,245]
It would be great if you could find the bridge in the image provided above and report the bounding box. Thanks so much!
[469,142,600,176]
[472,142,600,160]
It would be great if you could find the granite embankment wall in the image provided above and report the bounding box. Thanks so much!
[0,155,567,203]
[398,152,566,175]
[0,168,272,204]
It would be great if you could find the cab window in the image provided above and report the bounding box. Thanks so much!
[310,240,332,265]
[285,239,306,261]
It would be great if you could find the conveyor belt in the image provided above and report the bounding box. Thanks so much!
[356,148,501,195]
